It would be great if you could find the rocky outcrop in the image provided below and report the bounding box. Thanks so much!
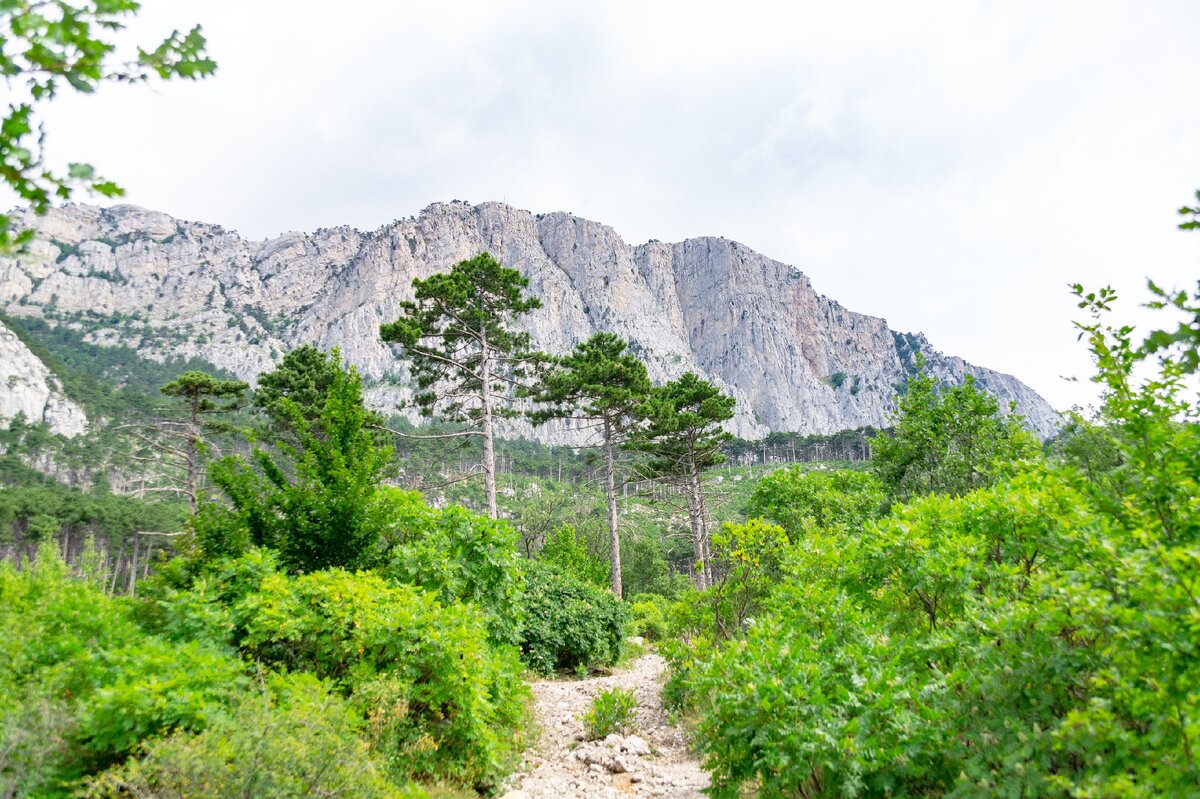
[0,321,87,436]
[0,202,1061,440]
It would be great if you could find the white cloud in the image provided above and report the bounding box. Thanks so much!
[16,0,1200,411]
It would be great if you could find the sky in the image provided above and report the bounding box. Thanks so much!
[24,0,1200,412]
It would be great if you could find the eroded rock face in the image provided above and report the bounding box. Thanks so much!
[0,202,1060,440]
[0,321,87,437]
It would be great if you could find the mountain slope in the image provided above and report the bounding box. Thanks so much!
[0,320,87,437]
[0,202,1060,439]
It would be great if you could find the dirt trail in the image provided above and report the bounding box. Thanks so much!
[500,653,709,799]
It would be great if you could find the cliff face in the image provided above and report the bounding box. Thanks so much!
[0,321,87,437]
[0,202,1060,439]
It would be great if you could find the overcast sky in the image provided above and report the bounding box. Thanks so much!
[27,0,1200,411]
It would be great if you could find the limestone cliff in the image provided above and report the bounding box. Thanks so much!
[0,202,1060,439]
[0,320,87,436]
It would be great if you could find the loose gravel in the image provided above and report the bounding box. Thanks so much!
[500,653,709,799]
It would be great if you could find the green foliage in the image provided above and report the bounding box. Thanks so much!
[199,365,394,572]
[672,471,1103,798]
[235,566,528,790]
[0,485,184,551]
[1046,415,1124,484]
[667,264,1200,797]
[527,332,652,430]
[746,466,886,538]
[379,252,541,426]
[705,519,791,640]
[872,362,1039,503]
[1177,187,1200,229]
[254,344,370,430]
[381,490,527,647]
[629,372,735,479]
[579,688,637,740]
[160,370,248,414]
[0,544,244,796]
[0,1,215,250]
[520,562,629,676]
[538,524,610,587]
[628,594,671,642]
[82,672,420,799]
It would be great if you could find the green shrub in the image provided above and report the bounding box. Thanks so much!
[382,491,527,647]
[538,524,609,587]
[673,468,1192,798]
[520,561,629,675]
[0,544,245,795]
[236,567,529,791]
[579,687,637,740]
[82,672,420,799]
[628,594,670,642]
[746,467,886,537]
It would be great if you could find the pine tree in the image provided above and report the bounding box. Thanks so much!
[380,252,541,518]
[629,372,735,588]
[158,370,247,511]
[527,333,651,596]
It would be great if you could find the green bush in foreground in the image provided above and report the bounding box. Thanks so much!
[381,491,527,648]
[580,687,637,740]
[82,672,421,799]
[0,546,245,797]
[520,561,629,675]
[235,566,529,791]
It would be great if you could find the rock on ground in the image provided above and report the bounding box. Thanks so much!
[500,653,709,799]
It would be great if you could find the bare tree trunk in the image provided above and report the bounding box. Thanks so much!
[696,470,714,587]
[603,417,622,597]
[479,331,498,519]
[686,463,708,590]
[186,401,200,513]
[127,536,139,596]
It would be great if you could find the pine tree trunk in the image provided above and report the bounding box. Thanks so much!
[603,417,622,597]
[687,460,707,589]
[696,468,714,587]
[186,398,199,513]
[479,334,499,519]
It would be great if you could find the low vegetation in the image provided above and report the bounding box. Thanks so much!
[2,197,1196,797]
[580,688,638,740]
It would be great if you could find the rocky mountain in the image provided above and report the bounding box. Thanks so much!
[0,202,1060,440]
[0,320,88,437]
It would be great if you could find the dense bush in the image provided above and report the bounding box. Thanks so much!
[745,466,886,537]
[381,490,527,647]
[674,471,1109,798]
[872,365,1038,503]
[538,523,610,587]
[520,561,629,675]
[628,593,671,642]
[234,566,529,791]
[82,672,420,799]
[0,545,245,797]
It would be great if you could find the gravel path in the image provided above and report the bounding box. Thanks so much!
[500,653,709,799]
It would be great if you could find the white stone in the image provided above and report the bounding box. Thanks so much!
[624,734,652,757]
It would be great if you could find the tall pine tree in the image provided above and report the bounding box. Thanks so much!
[380,252,541,518]
[629,372,735,588]
[527,333,651,596]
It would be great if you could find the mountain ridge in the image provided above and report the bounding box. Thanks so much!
[0,201,1061,440]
